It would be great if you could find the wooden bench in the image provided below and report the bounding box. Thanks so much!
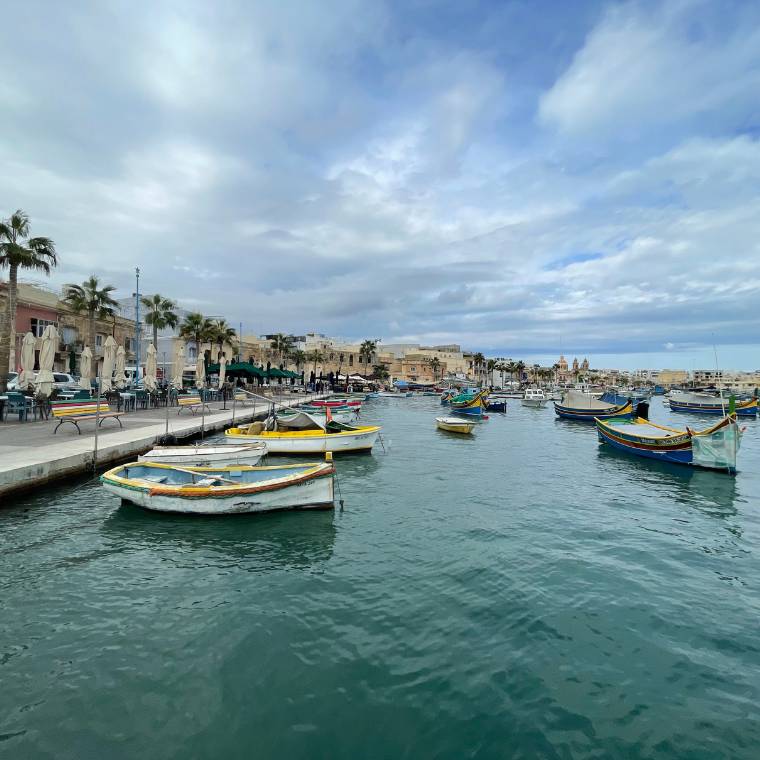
[51,400,124,435]
[177,395,212,415]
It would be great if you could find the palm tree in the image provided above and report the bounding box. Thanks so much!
[0,210,57,391]
[473,352,485,385]
[141,293,178,350]
[306,349,324,378]
[270,333,294,366]
[63,275,118,351]
[291,349,307,373]
[515,360,526,385]
[486,358,496,386]
[178,312,215,359]
[359,339,378,369]
[429,356,441,381]
[212,318,236,360]
[372,363,390,382]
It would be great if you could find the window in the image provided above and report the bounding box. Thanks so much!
[125,337,132,352]
[189,346,197,359]
[349,355,354,366]
[61,326,77,345]
[54,373,69,383]
[96,334,103,348]
[30,318,57,337]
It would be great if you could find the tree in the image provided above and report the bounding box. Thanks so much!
[141,293,178,350]
[306,349,324,377]
[0,210,57,391]
[486,358,496,386]
[515,360,526,385]
[473,352,485,385]
[270,333,294,366]
[359,339,378,368]
[211,318,236,360]
[178,312,215,357]
[430,356,441,381]
[63,275,118,351]
[291,349,307,372]
[372,363,390,382]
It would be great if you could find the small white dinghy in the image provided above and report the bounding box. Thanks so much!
[436,416,475,434]
[139,443,267,467]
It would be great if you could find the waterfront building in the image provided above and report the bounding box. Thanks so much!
[1,281,136,375]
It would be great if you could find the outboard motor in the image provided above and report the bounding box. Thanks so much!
[636,401,649,420]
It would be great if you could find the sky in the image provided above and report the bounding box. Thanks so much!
[2,0,760,370]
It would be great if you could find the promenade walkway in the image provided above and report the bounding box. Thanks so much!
[0,391,322,500]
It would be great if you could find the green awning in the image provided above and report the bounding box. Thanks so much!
[208,362,265,377]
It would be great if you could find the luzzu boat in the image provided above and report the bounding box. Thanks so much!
[554,390,633,421]
[596,414,743,474]
[668,391,757,417]
[101,461,335,514]
[450,390,488,417]
[226,419,381,453]
[310,398,362,408]
[287,406,358,425]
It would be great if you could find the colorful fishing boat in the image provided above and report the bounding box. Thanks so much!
[310,398,362,408]
[668,391,757,417]
[101,460,335,514]
[436,416,475,434]
[554,390,633,421]
[485,399,507,413]
[138,443,267,467]
[450,389,488,417]
[596,414,742,474]
[225,420,381,453]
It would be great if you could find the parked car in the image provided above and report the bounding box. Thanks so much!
[6,372,78,392]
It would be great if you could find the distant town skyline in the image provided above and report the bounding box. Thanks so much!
[2,1,759,369]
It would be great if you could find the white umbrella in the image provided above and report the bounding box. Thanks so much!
[218,354,227,388]
[35,324,58,397]
[195,347,206,387]
[114,345,127,388]
[19,332,36,389]
[79,346,93,390]
[172,341,185,388]
[101,335,117,392]
[144,343,157,392]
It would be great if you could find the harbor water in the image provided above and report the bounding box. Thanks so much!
[2,397,760,758]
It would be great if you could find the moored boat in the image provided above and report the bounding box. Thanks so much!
[450,390,488,417]
[138,443,266,467]
[596,414,742,473]
[101,460,335,514]
[668,391,757,417]
[225,420,381,453]
[310,398,362,408]
[282,407,358,426]
[436,416,475,434]
[485,399,507,413]
[554,390,633,421]
[521,388,547,408]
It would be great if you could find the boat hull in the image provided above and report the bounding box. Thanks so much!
[521,399,547,408]
[138,445,266,467]
[436,417,475,434]
[225,426,381,453]
[101,463,335,514]
[554,400,633,421]
[485,401,506,413]
[669,398,757,416]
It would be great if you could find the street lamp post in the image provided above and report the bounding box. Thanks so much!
[134,267,141,384]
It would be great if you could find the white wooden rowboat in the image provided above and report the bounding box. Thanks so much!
[436,416,475,434]
[139,443,267,467]
[101,461,334,514]
[225,424,381,453]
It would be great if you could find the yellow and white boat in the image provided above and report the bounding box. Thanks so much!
[436,416,475,434]
[225,421,381,453]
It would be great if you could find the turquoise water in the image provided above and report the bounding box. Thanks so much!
[2,397,760,758]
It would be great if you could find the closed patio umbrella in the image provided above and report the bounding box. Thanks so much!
[35,324,58,397]
[144,343,157,392]
[19,332,36,389]
[195,349,205,387]
[79,346,93,390]
[101,335,117,393]
[114,345,127,388]
[218,354,227,388]
[171,341,185,388]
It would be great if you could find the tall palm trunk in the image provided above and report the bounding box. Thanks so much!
[89,310,96,350]
[154,324,159,350]
[0,264,19,385]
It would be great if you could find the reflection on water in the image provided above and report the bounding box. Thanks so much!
[101,505,337,571]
